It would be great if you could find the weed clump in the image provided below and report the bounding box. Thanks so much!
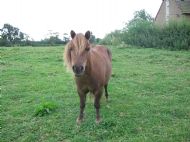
[34,101,58,117]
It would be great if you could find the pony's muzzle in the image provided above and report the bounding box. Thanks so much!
[72,65,84,76]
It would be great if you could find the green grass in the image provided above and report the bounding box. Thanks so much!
[1,46,190,142]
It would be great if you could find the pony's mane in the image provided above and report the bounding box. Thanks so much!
[63,43,72,71]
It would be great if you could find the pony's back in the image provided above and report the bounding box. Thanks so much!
[89,45,112,86]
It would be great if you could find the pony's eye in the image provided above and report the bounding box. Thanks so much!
[85,48,90,51]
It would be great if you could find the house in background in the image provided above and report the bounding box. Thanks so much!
[155,0,190,25]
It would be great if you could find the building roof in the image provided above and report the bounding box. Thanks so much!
[176,1,190,14]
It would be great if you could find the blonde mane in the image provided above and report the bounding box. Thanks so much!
[63,43,72,71]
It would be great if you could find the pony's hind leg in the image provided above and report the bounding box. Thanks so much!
[104,84,108,101]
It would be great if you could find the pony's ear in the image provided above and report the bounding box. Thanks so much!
[85,31,91,40]
[70,30,76,39]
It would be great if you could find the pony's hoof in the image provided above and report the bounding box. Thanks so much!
[76,117,83,125]
[95,118,101,124]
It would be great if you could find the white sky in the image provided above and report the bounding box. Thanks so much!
[0,0,162,40]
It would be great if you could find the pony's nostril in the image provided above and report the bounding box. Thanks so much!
[72,66,76,72]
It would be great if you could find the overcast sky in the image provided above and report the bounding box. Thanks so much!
[0,0,162,40]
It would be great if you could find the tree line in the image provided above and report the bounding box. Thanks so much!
[0,24,71,47]
[0,24,100,47]
[2,10,189,50]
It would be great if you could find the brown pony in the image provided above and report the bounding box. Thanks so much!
[64,30,112,124]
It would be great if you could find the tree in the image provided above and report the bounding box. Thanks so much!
[63,33,69,44]
[124,9,154,30]
[120,9,155,46]
[41,31,64,45]
[133,9,153,22]
[100,9,154,46]
[89,32,96,43]
[0,24,25,46]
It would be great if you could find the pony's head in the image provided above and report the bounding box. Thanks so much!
[64,30,91,77]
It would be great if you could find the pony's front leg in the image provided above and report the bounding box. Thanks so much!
[77,91,86,124]
[94,89,103,124]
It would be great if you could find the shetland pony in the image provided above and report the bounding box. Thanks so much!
[64,30,112,124]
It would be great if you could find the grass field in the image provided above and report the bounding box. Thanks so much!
[1,46,190,142]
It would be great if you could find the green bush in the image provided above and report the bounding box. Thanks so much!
[122,19,190,50]
[100,30,123,45]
